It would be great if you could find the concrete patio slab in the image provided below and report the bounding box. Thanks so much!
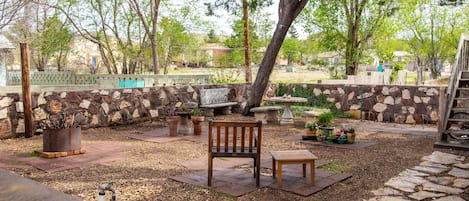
[3,141,126,173]
[0,168,80,201]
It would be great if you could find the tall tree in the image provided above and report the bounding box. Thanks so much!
[206,0,273,83]
[302,0,397,75]
[243,0,308,115]
[129,0,161,74]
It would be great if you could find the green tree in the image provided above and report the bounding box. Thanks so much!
[281,37,303,64]
[302,0,397,75]
[223,19,262,67]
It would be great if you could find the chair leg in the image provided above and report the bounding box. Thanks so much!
[208,156,213,186]
[255,157,260,187]
[253,158,256,178]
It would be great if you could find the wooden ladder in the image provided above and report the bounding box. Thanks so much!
[436,35,469,150]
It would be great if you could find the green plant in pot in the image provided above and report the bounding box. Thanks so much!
[317,112,335,139]
[191,108,205,136]
[316,130,326,142]
[325,130,335,144]
[305,121,317,136]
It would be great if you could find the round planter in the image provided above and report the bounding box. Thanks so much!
[338,138,347,144]
[191,116,205,136]
[319,126,334,137]
[317,135,326,142]
[166,116,180,137]
[43,127,81,152]
[326,136,335,144]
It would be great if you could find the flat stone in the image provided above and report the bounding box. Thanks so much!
[150,110,158,118]
[426,176,454,185]
[448,168,469,178]
[423,182,464,194]
[60,92,67,98]
[382,87,390,95]
[0,97,13,107]
[426,88,439,96]
[453,178,469,188]
[373,103,387,112]
[384,96,394,105]
[16,102,23,113]
[142,88,150,93]
[119,101,131,109]
[91,115,99,126]
[15,118,24,133]
[33,108,47,120]
[368,196,410,201]
[142,99,151,108]
[454,163,469,169]
[187,86,195,93]
[101,103,109,114]
[399,169,429,177]
[385,177,417,193]
[420,161,451,169]
[0,108,7,119]
[159,90,167,99]
[113,91,121,99]
[111,112,121,122]
[372,187,403,196]
[37,93,47,106]
[350,104,360,110]
[79,99,91,109]
[99,90,109,95]
[413,166,449,174]
[408,191,445,200]
[421,151,464,165]
[123,88,132,94]
[406,115,416,124]
[402,89,411,99]
[421,97,431,104]
[348,91,355,101]
[433,196,465,201]
[338,88,345,94]
[431,111,439,122]
[414,96,422,103]
[132,109,140,118]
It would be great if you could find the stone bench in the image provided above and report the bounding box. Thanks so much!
[199,88,238,117]
[250,106,281,124]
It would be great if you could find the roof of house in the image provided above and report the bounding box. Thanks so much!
[0,35,14,49]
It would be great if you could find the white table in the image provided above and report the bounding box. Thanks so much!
[268,97,307,125]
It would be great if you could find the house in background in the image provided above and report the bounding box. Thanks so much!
[0,35,14,86]
[317,52,343,65]
[199,43,233,67]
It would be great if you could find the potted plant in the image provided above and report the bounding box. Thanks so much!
[39,112,86,153]
[347,127,356,144]
[337,133,348,144]
[166,106,180,137]
[317,130,326,142]
[325,131,335,144]
[191,108,205,136]
[305,121,317,136]
[317,112,335,137]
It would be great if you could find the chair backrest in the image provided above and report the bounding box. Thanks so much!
[208,120,262,155]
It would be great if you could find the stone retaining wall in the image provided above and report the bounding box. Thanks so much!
[0,83,444,138]
[275,84,444,124]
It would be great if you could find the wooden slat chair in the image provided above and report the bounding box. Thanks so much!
[207,120,262,187]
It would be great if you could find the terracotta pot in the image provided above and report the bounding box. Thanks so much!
[305,129,317,136]
[317,135,326,142]
[191,116,205,136]
[166,116,180,137]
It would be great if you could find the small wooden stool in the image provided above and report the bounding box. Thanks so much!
[270,150,319,187]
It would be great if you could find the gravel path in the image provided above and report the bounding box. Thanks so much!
[0,115,455,201]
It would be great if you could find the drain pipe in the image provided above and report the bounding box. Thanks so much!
[98,181,116,201]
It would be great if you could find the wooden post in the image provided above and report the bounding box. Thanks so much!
[20,43,33,138]
[437,87,446,142]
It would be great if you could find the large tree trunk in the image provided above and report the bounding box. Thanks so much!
[151,0,160,74]
[243,0,252,83]
[242,0,308,115]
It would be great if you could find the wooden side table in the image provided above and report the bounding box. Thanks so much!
[270,150,319,187]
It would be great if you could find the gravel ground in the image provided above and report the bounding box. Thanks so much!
[0,115,444,201]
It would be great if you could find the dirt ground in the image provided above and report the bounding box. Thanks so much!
[0,115,448,201]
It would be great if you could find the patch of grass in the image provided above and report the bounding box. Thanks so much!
[319,161,350,175]
[30,151,40,158]
[196,187,236,200]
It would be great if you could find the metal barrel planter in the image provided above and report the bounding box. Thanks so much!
[43,127,81,152]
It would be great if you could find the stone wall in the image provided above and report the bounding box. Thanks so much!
[0,83,444,138]
[276,84,444,124]
[0,84,249,138]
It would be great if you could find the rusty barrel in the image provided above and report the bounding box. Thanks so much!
[43,127,81,152]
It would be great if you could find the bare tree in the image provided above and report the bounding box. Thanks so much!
[243,0,308,115]
[0,0,27,30]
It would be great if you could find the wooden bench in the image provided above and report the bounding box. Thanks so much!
[249,106,282,124]
[199,88,238,117]
[208,120,262,187]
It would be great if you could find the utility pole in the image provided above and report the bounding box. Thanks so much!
[20,43,33,138]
